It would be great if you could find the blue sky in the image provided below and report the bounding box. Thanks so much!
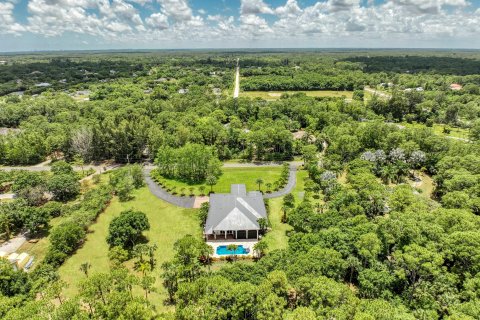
[0,0,479,52]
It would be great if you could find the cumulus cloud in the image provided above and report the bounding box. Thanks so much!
[389,0,468,14]
[158,0,193,22]
[1,0,480,48]
[0,2,26,35]
[327,0,360,12]
[275,0,302,17]
[241,0,274,15]
[146,13,169,29]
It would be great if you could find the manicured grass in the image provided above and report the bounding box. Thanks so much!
[263,197,292,252]
[240,90,353,100]
[262,169,310,252]
[57,186,201,313]
[158,167,283,196]
[400,122,469,139]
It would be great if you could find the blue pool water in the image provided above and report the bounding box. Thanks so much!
[216,245,249,255]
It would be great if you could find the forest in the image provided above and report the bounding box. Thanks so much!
[0,50,480,319]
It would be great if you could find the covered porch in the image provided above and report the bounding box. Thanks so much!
[205,229,259,241]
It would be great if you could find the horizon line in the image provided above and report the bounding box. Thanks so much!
[1,47,480,55]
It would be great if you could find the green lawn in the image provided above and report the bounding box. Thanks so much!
[262,170,310,252]
[58,186,201,313]
[263,197,292,252]
[158,167,283,196]
[400,122,469,139]
[240,90,353,100]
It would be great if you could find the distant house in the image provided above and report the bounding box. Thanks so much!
[204,184,267,241]
[35,82,51,87]
[0,60,7,65]
[450,83,463,91]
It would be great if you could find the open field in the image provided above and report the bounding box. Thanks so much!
[158,166,283,195]
[57,187,201,312]
[240,90,354,100]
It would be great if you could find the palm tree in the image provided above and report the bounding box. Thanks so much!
[256,178,264,192]
[226,244,238,261]
[253,240,268,259]
[257,218,268,234]
[200,243,214,271]
[281,205,287,223]
[206,175,217,194]
[199,185,206,196]
[266,182,272,193]
[79,262,91,277]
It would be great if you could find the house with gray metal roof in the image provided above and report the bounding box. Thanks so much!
[204,184,267,240]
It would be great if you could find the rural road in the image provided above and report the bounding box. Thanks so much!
[0,163,120,173]
[233,58,240,98]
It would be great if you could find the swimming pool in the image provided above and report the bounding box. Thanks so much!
[216,245,249,255]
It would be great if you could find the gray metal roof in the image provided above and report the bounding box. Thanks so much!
[204,184,267,234]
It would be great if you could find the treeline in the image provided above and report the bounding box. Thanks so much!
[155,143,221,182]
[344,56,480,75]
[241,73,364,91]
[368,86,480,126]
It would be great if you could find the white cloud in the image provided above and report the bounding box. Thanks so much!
[158,0,193,22]
[241,0,274,15]
[146,13,169,29]
[0,2,26,35]
[327,0,360,12]
[1,0,480,49]
[275,0,302,17]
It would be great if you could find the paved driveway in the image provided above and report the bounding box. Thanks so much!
[143,163,299,208]
[0,234,26,254]
[264,165,297,199]
[143,169,195,208]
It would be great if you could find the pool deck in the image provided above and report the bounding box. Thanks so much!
[207,239,258,258]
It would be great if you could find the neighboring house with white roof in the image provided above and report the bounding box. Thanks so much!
[204,184,267,241]
[35,82,51,87]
